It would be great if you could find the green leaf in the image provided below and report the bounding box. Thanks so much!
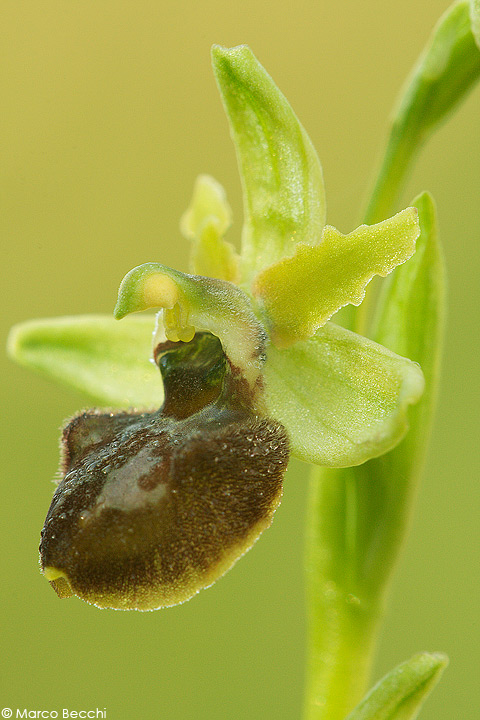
[114,262,267,390]
[303,195,445,719]
[180,174,240,283]
[263,322,424,467]
[470,0,480,49]
[345,652,448,720]
[254,208,419,347]
[7,315,163,408]
[211,44,326,284]
[365,0,480,223]
[350,193,445,589]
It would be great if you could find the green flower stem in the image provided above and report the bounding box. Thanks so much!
[304,193,444,720]
[304,463,417,720]
[303,11,476,711]
[304,469,383,720]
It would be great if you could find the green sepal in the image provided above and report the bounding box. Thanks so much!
[345,652,448,720]
[114,262,266,390]
[263,322,424,467]
[471,0,480,48]
[180,174,240,283]
[365,0,480,223]
[211,44,325,284]
[7,315,162,408]
[255,208,419,347]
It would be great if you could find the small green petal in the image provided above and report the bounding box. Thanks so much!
[211,44,325,284]
[345,652,448,720]
[255,208,419,347]
[263,322,424,467]
[188,219,240,284]
[7,315,162,408]
[114,262,266,390]
[180,174,240,283]
[180,174,232,239]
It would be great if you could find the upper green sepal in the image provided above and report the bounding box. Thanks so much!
[212,44,326,284]
[345,652,448,720]
[254,208,419,347]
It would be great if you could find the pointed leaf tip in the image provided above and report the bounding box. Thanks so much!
[345,651,448,720]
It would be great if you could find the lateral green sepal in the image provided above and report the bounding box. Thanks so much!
[263,322,424,467]
[7,315,162,408]
[345,652,448,720]
[254,208,419,347]
[212,44,326,284]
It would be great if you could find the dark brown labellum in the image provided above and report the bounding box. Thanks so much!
[40,332,289,610]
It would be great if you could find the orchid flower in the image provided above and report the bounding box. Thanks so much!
[8,45,424,611]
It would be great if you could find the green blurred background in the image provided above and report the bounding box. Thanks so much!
[1,1,479,718]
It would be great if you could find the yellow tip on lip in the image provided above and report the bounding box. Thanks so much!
[43,567,74,599]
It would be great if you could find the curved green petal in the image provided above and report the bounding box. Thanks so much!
[212,44,325,284]
[115,262,266,390]
[255,208,419,347]
[7,315,162,408]
[263,322,424,467]
[345,652,448,720]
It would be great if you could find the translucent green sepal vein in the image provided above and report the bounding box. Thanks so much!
[263,322,424,468]
[345,652,448,720]
[212,44,326,285]
[7,315,163,408]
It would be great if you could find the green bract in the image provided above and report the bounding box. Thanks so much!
[345,653,448,720]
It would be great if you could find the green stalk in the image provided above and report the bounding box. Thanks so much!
[304,470,383,720]
[303,7,479,715]
[304,192,444,719]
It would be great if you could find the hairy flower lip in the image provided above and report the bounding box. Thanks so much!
[39,409,289,610]
[39,330,290,610]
